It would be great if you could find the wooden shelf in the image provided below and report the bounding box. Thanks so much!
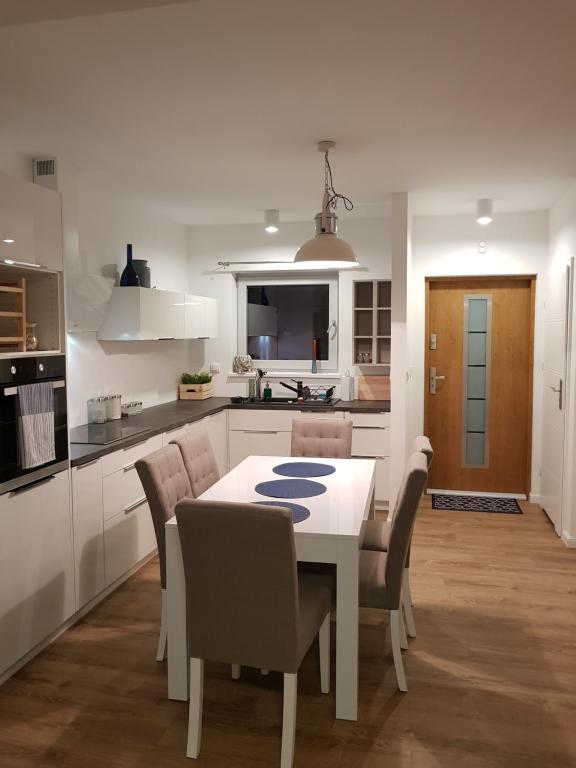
[0,277,26,352]
[354,335,372,339]
[377,335,391,339]
[0,337,25,343]
[0,285,24,294]
[355,307,373,311]
[353,280,392,373]
[377,306,391,311]
[0,311,23,318]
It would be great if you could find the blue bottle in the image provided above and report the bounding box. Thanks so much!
[120,243,140,287]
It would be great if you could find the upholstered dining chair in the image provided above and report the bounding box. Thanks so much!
[359,451,428,692]
[361,435,434,638]
[170,431,220,497]
[135,444,193,662]
[291,417,353,459]
[174,499,331,767]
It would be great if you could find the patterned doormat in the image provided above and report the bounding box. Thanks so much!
[431,494,523,514]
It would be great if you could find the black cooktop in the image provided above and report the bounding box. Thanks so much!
[70,422,150,445]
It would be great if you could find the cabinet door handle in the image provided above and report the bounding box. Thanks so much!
[158,337,175,341]
[76,458,99,469]
[353,426,387,430]
[10,475,55,496]
[123,462,135,472]
[243,430,278,434]
[124,496,147,514]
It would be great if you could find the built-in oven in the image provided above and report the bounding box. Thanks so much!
[0,355,68,495]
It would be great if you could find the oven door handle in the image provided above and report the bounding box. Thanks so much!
[2,380,66,396]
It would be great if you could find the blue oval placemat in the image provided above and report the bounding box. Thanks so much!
[273,461,336,478]
[255,478,327,499]
[255,501,311,524]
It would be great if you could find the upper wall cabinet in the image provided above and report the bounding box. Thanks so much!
[97,287,217,341]
[0,172,63,273]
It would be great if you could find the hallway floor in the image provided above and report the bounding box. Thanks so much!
[0,498,574,767]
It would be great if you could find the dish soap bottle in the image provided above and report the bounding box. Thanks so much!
[263,381,272,400]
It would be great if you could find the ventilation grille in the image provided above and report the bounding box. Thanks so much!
[33,157,58,190]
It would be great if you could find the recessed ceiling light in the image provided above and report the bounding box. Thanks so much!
[476,198,493,226]
[264,209,279,233]
[2,238,15,244]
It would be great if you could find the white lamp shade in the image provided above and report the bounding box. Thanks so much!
[293,233,358,268]
[476,198,493,225]
[264,209,279,232]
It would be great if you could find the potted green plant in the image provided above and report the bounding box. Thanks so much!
[179,371,213,400]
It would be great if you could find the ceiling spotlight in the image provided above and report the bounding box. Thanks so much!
[476,198,493,226]
[264,209,279,233]
[294,140,358,269]
[2,238,15,244]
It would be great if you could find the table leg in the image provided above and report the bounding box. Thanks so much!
[335,541,359,720]
[166,522,188,700]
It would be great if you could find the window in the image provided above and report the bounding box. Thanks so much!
[237,276,338,371]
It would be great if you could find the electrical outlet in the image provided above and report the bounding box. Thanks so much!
[209,362,221,374]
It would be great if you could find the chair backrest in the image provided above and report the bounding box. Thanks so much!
[291,417,352,459]
[170,431,220,497]
[385,451,428,608]
[175,499,300,672]
[413,435,434,468]
[135,444,192,588]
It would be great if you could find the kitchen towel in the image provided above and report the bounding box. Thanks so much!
[17,382,56,469]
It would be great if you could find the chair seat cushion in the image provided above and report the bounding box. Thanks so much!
[359,550,394,610]
[361,519,391,552]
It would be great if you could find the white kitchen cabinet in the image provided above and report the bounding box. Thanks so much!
[104,500,157,588]
[204,410,228,475]
[228,409,294,432]
[0,171,63,272]
[229,429,291,469]
[162,422,190,446]
[0,470,74,677]
[97,287,217,341]
[184,294,218,339]
[103,464,147,522]
[101,434,162,476]
[346,411,390,503]
[66,274,114,333]
[72,460,105,610]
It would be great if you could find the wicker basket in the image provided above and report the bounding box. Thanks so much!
[178,382,213,400]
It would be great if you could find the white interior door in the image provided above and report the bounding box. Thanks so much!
[540,263,569,534]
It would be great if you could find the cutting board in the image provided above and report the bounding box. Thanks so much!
[357,375,390,401]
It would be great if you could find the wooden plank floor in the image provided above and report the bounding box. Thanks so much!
[0,498,575,767]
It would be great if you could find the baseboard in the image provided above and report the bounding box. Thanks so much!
[0,550,158,688]
[529,493,541,504]
[427,488,527,500]
[561,531,576,548]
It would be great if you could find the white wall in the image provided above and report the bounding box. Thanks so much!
[187,217,391,396]
[65,176,202,427]
[548,183,576,545]
[408,210,549,497]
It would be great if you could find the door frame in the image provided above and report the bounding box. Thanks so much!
[424,274,537,496]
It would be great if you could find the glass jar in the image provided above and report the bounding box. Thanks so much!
[26,322,39,352]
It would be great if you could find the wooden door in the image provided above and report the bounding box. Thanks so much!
[424,277,535,494]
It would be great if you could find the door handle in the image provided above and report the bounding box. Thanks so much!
[550,380,563,410]
[429,367,445,395]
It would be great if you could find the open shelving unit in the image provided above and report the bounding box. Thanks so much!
[353,280,391,371]
[0,278,26,352]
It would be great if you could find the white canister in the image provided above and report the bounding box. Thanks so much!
[88,397,107,424]
[340,374,354,402]
[105,394,122,421]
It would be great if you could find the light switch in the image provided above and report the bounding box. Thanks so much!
[429,333,437,350]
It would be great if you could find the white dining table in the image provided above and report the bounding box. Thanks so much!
[165,454,375,721]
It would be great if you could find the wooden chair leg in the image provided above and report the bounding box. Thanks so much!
[319,613,330,694]
[399,601,409,650]
[402,568,417,638]
[390,610,408,692]
[281,673,297,768]
[187,658,204,758]
[156,589,167,662]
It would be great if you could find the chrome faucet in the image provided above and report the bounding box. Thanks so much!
[249,368,267,400]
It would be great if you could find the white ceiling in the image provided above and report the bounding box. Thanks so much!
[0,0,575,225]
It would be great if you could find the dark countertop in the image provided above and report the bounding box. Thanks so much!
[69,397,390,467]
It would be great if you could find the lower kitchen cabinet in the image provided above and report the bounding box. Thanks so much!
[0,470,75,677]
[104,499,157,587]
[72,460,105,610]
[229,429,291,468]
